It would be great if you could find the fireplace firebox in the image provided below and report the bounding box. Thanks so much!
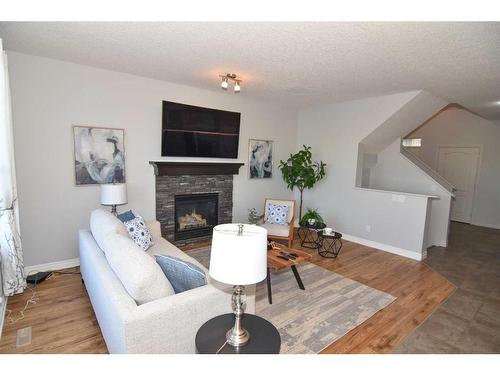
[174,193,219,241]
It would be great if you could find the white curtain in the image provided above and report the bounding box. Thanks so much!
[0,39,26,296]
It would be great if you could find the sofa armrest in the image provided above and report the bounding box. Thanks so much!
[123,283,233,353]
[146,220,162,240]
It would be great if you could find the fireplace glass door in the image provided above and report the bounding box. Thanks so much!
[174,193,218,240]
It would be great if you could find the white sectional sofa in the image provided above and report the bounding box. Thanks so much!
[79,209,255,353]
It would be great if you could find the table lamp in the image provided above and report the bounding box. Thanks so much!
[209,223,267,347]
[100,183,127,215]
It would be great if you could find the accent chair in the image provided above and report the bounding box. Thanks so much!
[259,199,295,248]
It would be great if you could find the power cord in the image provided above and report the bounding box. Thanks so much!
[215,340,228,354]
[52,271,81,275]
[6,278,39,324]
[5,269,81,324]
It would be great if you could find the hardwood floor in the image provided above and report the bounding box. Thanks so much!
[0,268,107,354]
[0,237,454,354]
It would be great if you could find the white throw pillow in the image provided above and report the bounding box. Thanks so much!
[90,209,128,252]
[124,216,154,250]
[104,233,175,304]
[266,203,289,225]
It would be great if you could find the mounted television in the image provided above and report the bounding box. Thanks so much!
[161,101,241,158]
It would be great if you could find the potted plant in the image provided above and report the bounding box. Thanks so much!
[247,208,263,225]
[299,208,325,227]
[279,145,326,221]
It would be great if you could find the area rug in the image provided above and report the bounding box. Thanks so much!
[187,247,395,354]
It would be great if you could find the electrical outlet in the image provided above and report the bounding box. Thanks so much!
[16,326,32,347]
[365,225,371,233]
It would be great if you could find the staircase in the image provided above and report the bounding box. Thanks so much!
[356,90,455,252]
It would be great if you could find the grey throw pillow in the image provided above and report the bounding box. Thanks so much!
[155,254,207,293]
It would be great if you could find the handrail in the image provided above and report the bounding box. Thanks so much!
[399,144,455,194]
[354,187,439,199]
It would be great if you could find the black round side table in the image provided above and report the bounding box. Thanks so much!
[195,313,281,354]
[317,231,343,258]
[298,222,326,249]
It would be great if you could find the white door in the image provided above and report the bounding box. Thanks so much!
[438,147,480,223]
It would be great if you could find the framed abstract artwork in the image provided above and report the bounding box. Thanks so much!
[249,139,273,179]
[72,125,126,185]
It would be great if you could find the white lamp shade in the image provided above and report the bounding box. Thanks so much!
[100,183,127,205]
[209,224,267,286]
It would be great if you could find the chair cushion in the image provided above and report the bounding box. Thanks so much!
[259,223,290,237]
[266,203,289,225]
[124,216,154,250]
[90,209,129,253]
[155,255,207,294]
[104,233,175,304]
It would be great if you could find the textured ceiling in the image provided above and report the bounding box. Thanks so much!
[1,22,500,119]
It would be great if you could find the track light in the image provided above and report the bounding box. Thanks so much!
[219,73,242,93]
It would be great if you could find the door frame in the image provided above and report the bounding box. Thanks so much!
[436,144,482,223]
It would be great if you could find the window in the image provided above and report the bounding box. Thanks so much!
[402,138,422,147]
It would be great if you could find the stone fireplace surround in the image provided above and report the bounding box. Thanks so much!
[150,161,244,247]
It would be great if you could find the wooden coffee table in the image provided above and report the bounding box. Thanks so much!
[266,245,312,304]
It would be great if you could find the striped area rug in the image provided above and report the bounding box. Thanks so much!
[187,247,395,354]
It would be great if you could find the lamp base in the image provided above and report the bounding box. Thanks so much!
[226,326,250,347]
[226,285,250,348]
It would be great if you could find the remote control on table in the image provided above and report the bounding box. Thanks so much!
[277,255,291,261]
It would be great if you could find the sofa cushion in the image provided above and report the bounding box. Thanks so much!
[117,209,136,223]
[104,233,174,304]
[124,216,154,250]
[155,255,207,293]
[146,237,209,275]
[90,209,129,252]
[145,220,162,240]
[259,223,290,237]
[266,203,289,225]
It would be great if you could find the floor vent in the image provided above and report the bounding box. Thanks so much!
[16,326,32,347]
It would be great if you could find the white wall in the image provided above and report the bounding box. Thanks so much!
[8,52,298,267]
[369,139,452,247]
[297,91,431,260]
[407,108,500,229]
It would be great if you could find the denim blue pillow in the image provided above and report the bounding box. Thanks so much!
[154,255,207,293]
[117,210,135,223]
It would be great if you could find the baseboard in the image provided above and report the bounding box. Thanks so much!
[342,233,423,261]
[470,221,500,230]
[0,295,7,340]
[24,258,80,275]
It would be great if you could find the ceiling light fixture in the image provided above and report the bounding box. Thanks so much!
[221,77,228,90]
[220,73,242,93]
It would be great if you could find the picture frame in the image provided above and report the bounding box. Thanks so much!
[72,125,126,186]
[248,139,273,179]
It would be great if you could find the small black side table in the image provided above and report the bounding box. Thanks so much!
[195,313,281,354]
[297,222,326,249]
[317,231,343,258]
